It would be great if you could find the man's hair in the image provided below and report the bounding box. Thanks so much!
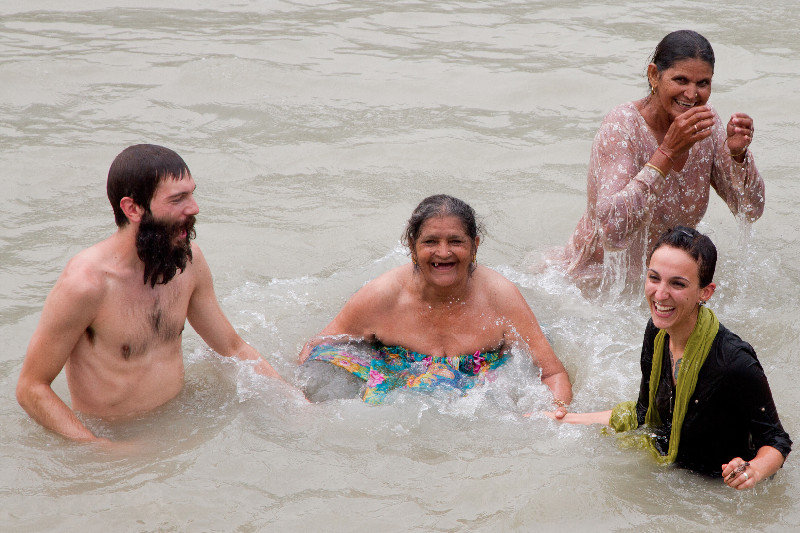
[107,144,191,227]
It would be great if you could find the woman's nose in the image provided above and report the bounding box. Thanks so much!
[654,282,669,300]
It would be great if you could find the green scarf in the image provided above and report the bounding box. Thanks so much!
[608,306,719,464]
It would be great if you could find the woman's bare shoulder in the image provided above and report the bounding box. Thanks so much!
[473,266,525,306]
[348,263,413,308]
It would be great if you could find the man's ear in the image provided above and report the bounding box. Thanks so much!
[120,197,145,224]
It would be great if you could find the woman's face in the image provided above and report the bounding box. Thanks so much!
[412,215,477,289]
[645,245,715,339]
[649,58,713,122]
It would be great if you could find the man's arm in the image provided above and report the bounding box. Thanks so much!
[16,262,106,441]
[186,246,282,379]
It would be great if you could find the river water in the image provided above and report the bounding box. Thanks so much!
[1,1,798,531]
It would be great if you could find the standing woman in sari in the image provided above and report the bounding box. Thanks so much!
[556,30,764,289]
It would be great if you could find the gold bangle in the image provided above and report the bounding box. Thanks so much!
[645,162,666,179]
[730,146,748,157]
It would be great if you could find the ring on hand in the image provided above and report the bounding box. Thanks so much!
[742,472,749,481]
[726,461,750,480]
[694,124,698,133]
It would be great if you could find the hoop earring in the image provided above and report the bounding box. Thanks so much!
[650,85,656,95]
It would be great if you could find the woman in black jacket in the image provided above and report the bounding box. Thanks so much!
[551,226,791,489]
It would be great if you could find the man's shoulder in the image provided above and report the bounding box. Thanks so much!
[185,242,208,276]
[56,241,117,302]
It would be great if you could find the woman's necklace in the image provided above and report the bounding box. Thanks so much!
[669,346,682,385]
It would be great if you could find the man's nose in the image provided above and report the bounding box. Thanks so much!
[186,197,199,216]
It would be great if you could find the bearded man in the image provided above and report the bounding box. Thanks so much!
[17,144,282,442]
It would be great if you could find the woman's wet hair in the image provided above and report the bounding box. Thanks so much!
[107,144,191,227]
[402,194,483,248]
[650,30,715,74]
[648,226,717,287]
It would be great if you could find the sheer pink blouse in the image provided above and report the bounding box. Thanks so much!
[560,101,764,285]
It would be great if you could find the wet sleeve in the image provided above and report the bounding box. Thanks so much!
[590,115,666,251]
[610,401,638,432]
[730,346,792,459]
[709,110,765,221]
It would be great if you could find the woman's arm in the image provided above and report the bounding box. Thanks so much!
[591,104,715,250]
[298,296,372,364]
[589,113,667,251]
[490,275,572,415]
[709,109,764,220]
[544,410,612,425]
[297,270,399,363]
[722,446,785,490]
[719,341,791,489]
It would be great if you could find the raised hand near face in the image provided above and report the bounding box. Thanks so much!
[726,112,754,160]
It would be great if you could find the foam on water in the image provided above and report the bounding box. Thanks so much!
[2,1,800,530]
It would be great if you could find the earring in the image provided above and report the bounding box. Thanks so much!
[472,253,477,265]
[698,300,706,306]
[650,85,656,95]
[412,256,417,267]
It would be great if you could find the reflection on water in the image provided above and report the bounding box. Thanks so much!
[1,0,799,530]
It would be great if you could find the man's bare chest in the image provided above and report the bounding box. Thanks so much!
[89,277,193,359]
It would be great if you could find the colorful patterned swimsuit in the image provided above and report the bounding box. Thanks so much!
[307,343,507,404]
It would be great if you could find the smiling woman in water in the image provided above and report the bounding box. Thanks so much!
[549,227,791,489]
[299,194,572,410]
[552,30,764,291]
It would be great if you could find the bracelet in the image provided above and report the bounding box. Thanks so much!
[657,146,675,165]
[645,162,666,179]
[730,146,748,158]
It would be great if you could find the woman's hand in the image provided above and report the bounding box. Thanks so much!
[722,458,759,490]
[726,112,754,161]
[551,400,568,420]
[660,105,715,159]
[722,446,785,490]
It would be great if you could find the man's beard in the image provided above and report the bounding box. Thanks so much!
[136,211,196,287]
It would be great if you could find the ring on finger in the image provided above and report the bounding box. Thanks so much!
[726,461,749,480]
[742,472,749,481]
[694,124,698,133]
